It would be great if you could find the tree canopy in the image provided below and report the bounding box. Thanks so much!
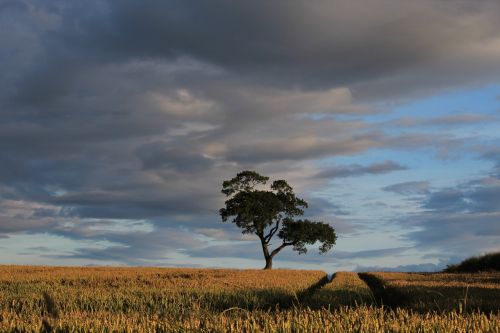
[220,170,337,269]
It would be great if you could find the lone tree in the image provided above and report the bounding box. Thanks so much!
[220,170,337,269]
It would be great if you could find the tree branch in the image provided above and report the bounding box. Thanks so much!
[270,241,294,258]
[263,219,281,244]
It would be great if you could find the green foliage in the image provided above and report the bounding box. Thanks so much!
[220,170,336,268]
[220,190,283,234]
[221,170,269,196]
[279,219,337,254]
[444,252,500,273]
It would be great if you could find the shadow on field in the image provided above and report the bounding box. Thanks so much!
[203,275,332,312]
[296,274,332,300]
[301,289,375,309]
[393,285,500,313]
[358,273,409,308]
[300,273,375,310]
[358,273,500,313]
[201,289,293,311]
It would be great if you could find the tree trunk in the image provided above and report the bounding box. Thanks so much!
[259,235,273,270]
[264,256,273,270]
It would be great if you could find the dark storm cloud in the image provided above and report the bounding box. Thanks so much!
[2,0,500,265]
[315,160,406,179]
[135,141,214,172]
[0,1,28,18]
[0,60,227,222]
[7,0,500,110]
[41,0,500,92]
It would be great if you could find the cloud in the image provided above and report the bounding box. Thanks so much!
[46,222,209,265]
[224,134,382,163]
[334,247,411,260]
[422,181,500,213]
[45,0,500,93]
[479,146,500,168]
[135,141,215,172]
[1,0,500,267]
[0,200,60,235]
[356,262,444,272]
[315,160,406,179]
[304,197,351,217]
[184,243,262,261]
[392,170,500,264]
[387,114,497,128]
[8,0,500,110]
[383,181,430,195]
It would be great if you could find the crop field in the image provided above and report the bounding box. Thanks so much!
[1,266,499,332]
[360,272,500,313]
[304,272,374,308]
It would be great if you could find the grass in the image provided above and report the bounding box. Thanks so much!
[1,266,499,332]
[0,266,325,315]
[361,271,500,313]
[2,305,499,332]
[304,271,374,308]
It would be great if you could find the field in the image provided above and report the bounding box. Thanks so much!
[359,271,500,313]
[303,271,374,308]
[1,266,499,332]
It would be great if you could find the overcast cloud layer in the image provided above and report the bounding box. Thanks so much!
[1,0,500,270]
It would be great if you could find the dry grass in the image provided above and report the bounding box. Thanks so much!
[2,305,499,332]
[304,271,374,308]
[1,266,499,332]
[371,272,500,288]
[0,265,325,291]
[0,266,325,317]
[365,272,500,313]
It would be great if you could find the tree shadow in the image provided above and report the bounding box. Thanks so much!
[358,273,410,308]
[358,273,500,313]
[204,274,332,312]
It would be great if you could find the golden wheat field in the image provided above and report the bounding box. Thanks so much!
[303,271,374,308]
[1,266,499,332]
[361,272,500,313]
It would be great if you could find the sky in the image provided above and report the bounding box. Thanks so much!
[1,0,500,272]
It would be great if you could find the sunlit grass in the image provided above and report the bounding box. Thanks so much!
[1,266,499,332]
[304,271,374,308]
[365,272,500,313]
